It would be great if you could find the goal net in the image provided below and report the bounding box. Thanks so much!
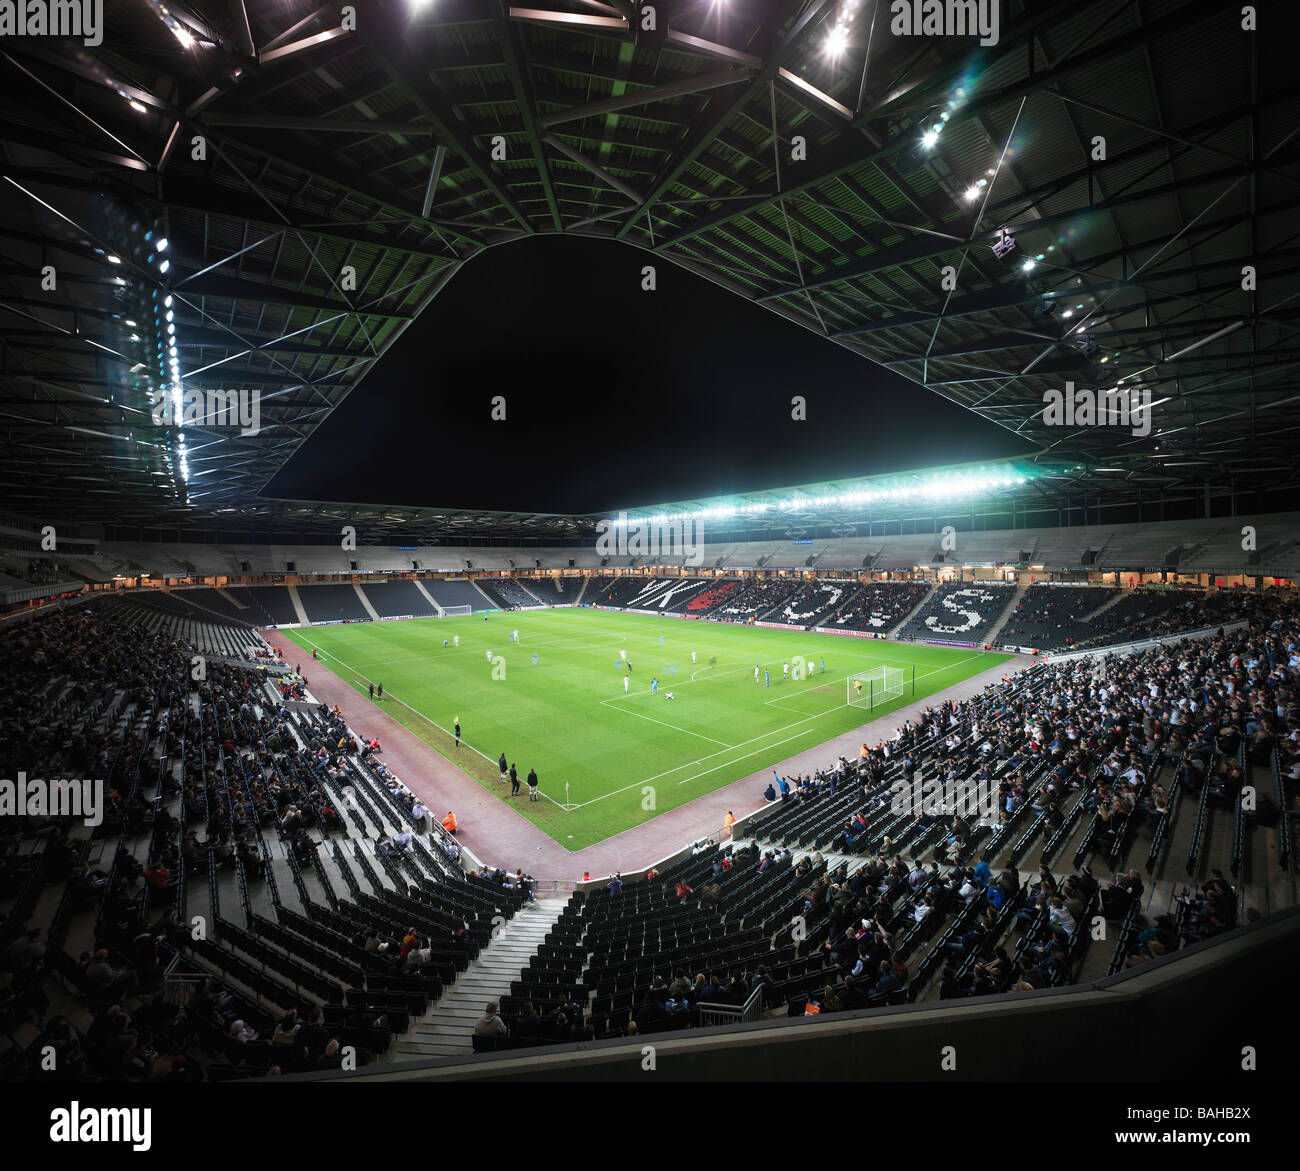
[847,665,913,711]
[442,605,473,617]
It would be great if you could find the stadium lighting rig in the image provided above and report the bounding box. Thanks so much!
[823,0,862,56]
[613,464,1042,529]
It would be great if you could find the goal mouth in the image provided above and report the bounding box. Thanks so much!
[847,665,914,711]
[441,605,473,617]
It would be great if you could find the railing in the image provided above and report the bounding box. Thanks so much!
[1042,619,1247,662]
[162,954,204,1006]
[697,981,765,1027]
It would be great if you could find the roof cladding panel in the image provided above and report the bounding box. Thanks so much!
[0,0,1293,537]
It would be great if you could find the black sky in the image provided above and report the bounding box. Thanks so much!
[265,235,1033,515]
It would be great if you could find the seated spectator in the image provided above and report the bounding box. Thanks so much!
[474,1003,508,1038]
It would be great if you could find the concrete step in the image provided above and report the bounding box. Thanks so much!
[378,899,570,1063]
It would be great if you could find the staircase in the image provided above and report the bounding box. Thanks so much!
[287,584,310,626]
[515,579,546,606]
[167,587,256,628]
[983,582,1030,645]
[217,587,248,611]
[469,578,498,609]
[393,899,567,1060]
[886,585,934,639]
[414,580,444,615]
[353,582,380,620]
[1083,589,1128,621]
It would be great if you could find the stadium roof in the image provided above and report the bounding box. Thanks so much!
[0,0,1295,540]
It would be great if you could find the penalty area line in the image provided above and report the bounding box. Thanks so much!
[300,645,568,809]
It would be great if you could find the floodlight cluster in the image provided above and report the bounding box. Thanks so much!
[623,468,1033,528]
[823,0,862,56]
[145,1,198,48]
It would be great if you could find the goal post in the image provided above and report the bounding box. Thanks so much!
[847,665,914,711]
[442,605,473,617]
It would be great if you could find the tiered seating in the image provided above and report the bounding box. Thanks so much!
[297,584,371,623]
[114,592,268,656]
[566,849,817,1038]
[686,580,740,613]
[360,580,438,618]
[826,581,930,632]
[702,578,799,620]
[998,584,1119,649]
[519,576,572,604]
[171,587,257,624]
[1072,587,1205,648]
[123,602,264,659]
[588,575,660,607]
[628,577,716,612]
[474,578,537,608]
[895,582,1015,641]
[0,595,539,1081]
[46,513,1300,580]
[773,580,858,626]
[226,585,299,626]
[422,579,485,610]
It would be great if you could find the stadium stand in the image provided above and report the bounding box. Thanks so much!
[998,585,1120,650]
[297,585,373,625]
[1070,588,1231,649]
[225,587,300,627]
[895,582,1017,642]
[115,597,263,661]
[773,580,861,626]
[633,578,718,612]
[0,597,534,1080]
[3,508,1296,585]
[826,582,931,633]
[473,578,538,610]
[685,581,741,613]
[171,588,258,625]
[703,579,800,620]
[518,577,573,604]
[422,579,487,611]
[360,582,439,619]
[589,576,660,607]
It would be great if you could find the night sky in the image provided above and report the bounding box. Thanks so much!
[265,235,1033,515]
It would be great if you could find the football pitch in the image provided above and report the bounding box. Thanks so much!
[282,609,1011,851]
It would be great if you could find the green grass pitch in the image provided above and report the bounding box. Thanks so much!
[282,609,1011,851]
